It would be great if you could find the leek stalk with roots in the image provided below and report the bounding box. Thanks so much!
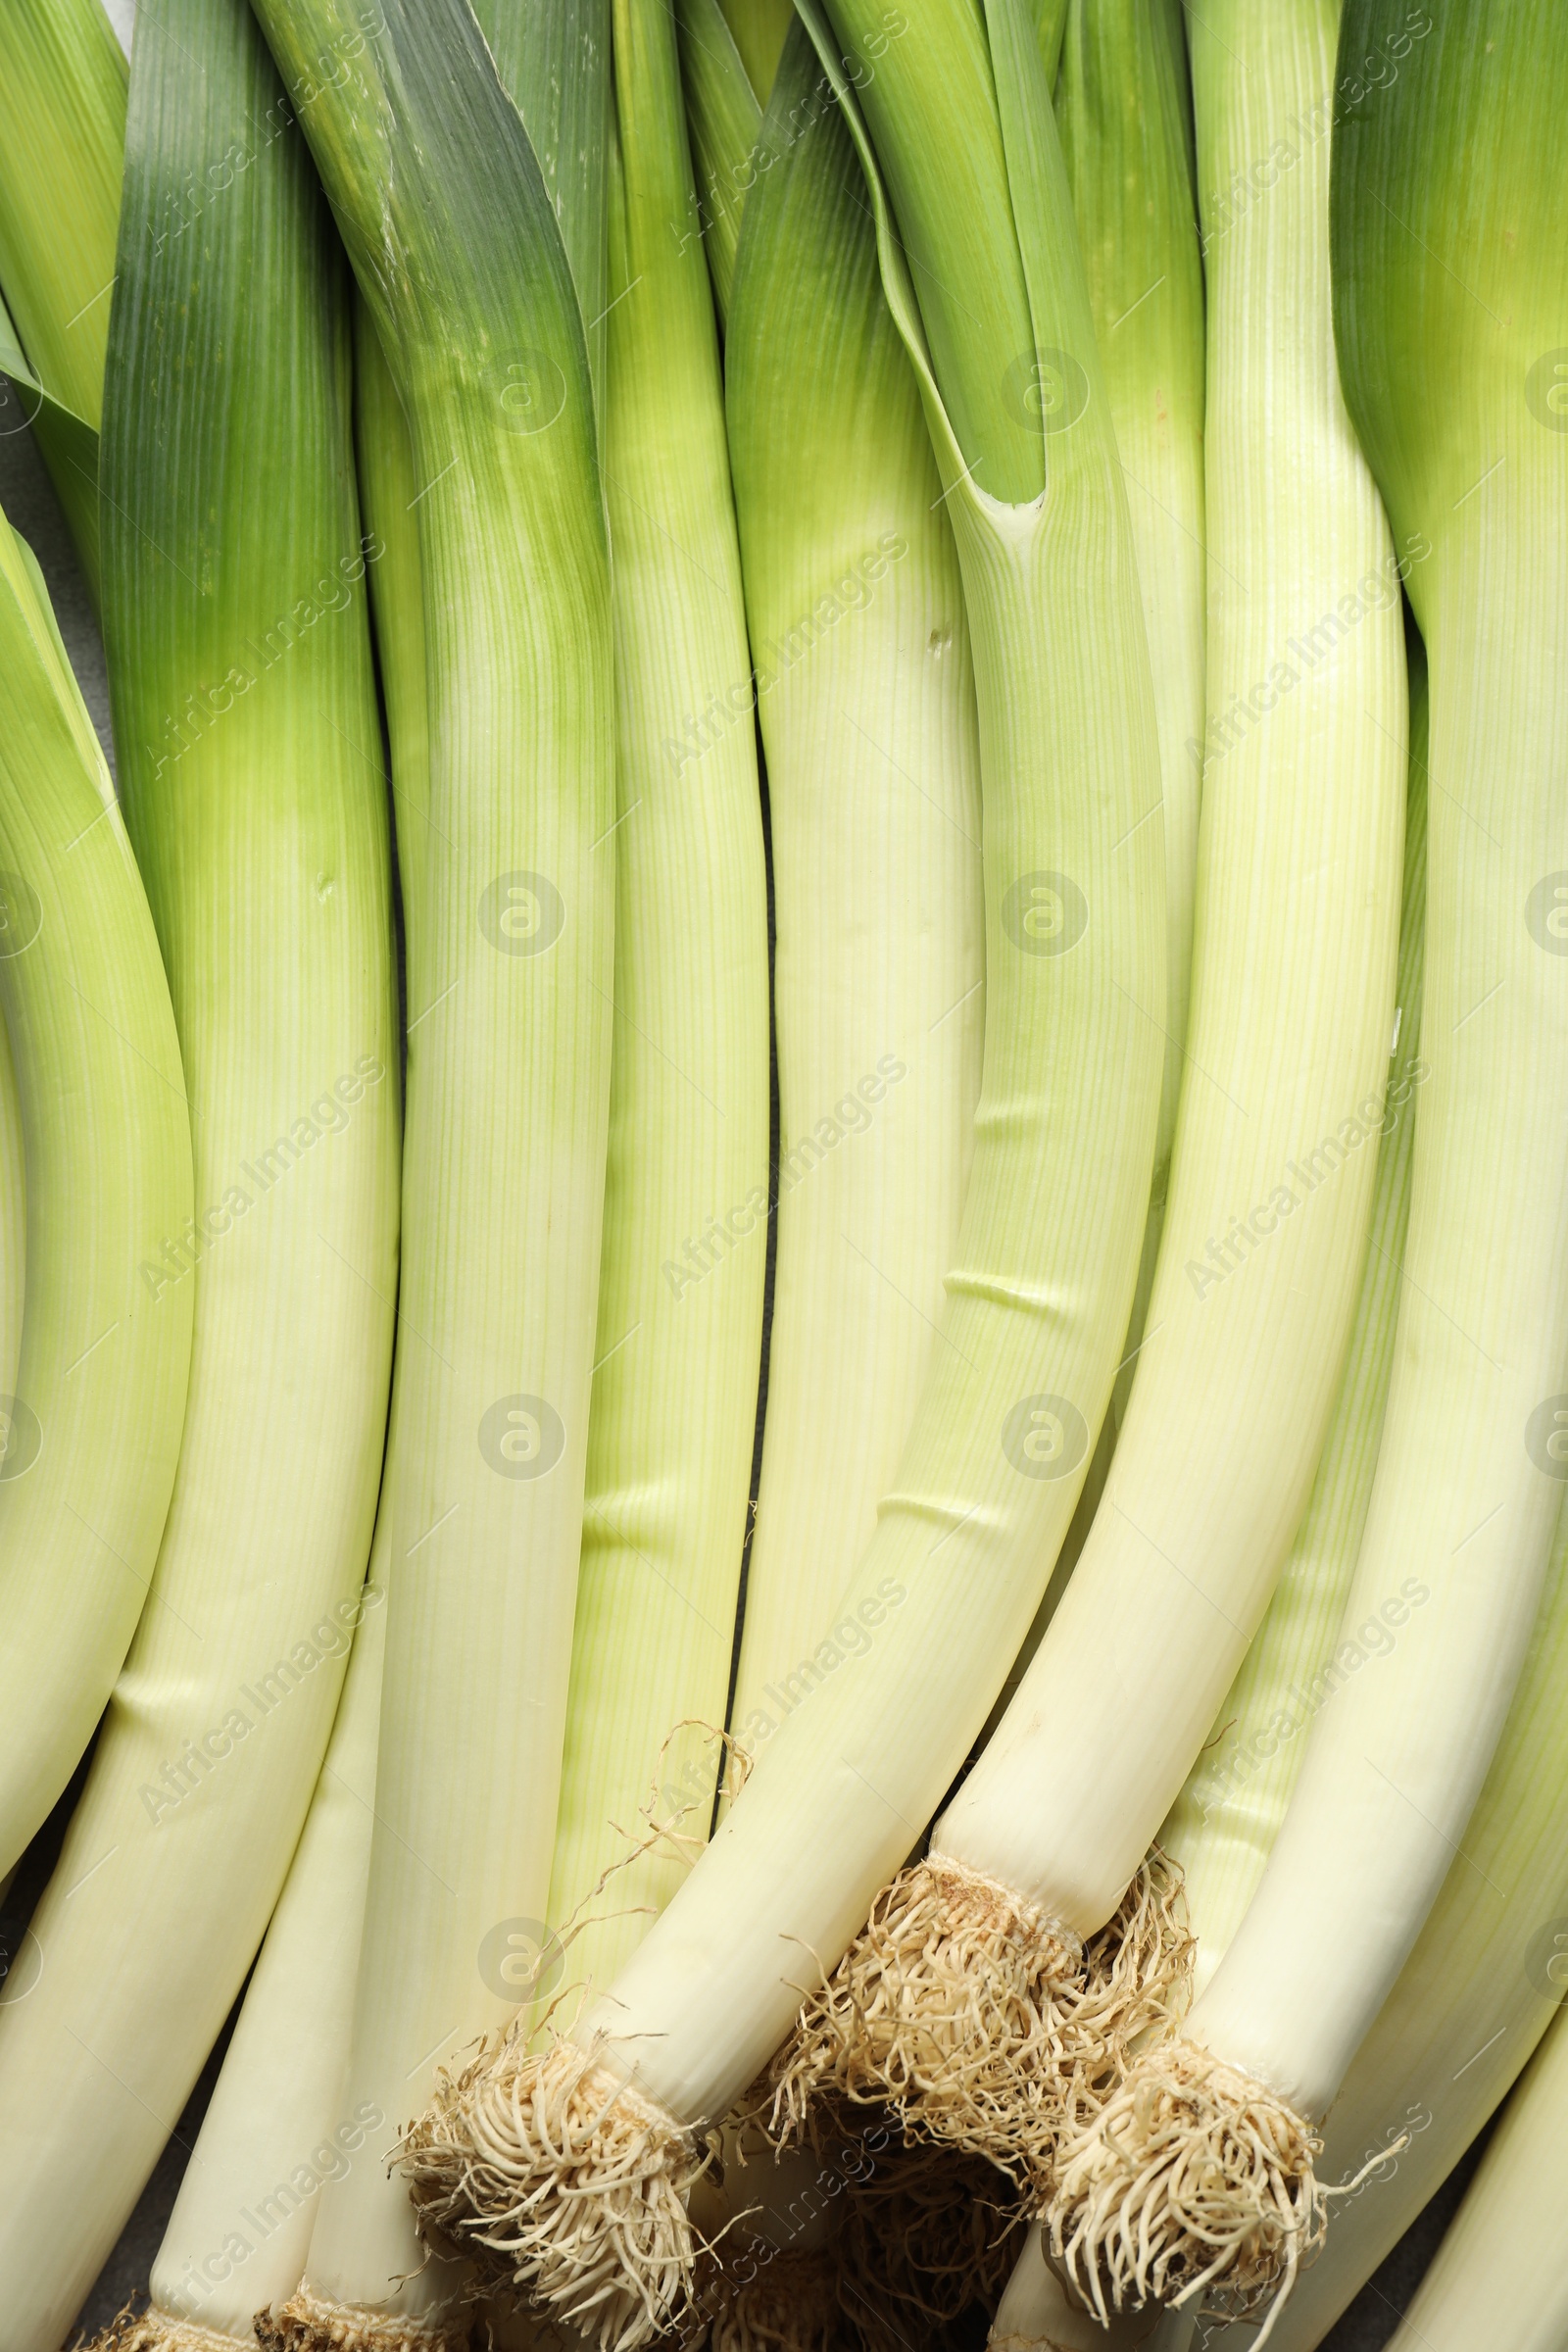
[987,649,1431,2346]
[1048,0,1568,2326]
[244,0,615,2337]
[542,0,769,2016]
[401,3,1166,2338]
[83,1583,386,2351]
[775,0,1404,2179]
[0,0,123,595]
[0,512,193,1878]
[0,0,401,2336]
[720,25,984,1764]
[1193,1480,1568,2352]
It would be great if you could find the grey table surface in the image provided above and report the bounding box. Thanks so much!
[4,0,1481,2331]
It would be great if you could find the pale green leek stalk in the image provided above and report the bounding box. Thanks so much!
[1055,0,1205,1435]
[723,26,984,1763]
[0,509,193,1880]
[244,0,614,2335]
[403,4,1165,2337]
[1376,2009,1568,2352]
[1197,1489,1568,2352]
[0,0,401,2336]
[1157,659,1429,1994]
[1050,0,1568,2321]
[673,0,762,320]
[95,1588,386,2347]
[542,0,769,2016]
[991,2227,1155,2352]
[0,0,124,593]
[795,0,1404,2176]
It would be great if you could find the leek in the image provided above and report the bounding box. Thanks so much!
[1196,1484,1568,2352]
[1055,0,1205,1435]
[542,0,770,2015]
[0,512,193,1879]
[1343,1999,1568,2352]
[244,0,615,2337]
[721,26,984,1772]
[1158,653,1429,1990]
[85,1583,385,2349]
[673,0,762,322]
[1050,0,1568,2322]
[404,4,1166,2336]
[0,0,125,594]
[781,0,1404,2179]
[0,0,400,2334]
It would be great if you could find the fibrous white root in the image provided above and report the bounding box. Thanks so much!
[1046,2038,1325,2341]
[253,2281,465,2352]
[400,2034,708,2352]
[768,1849,1193,2181]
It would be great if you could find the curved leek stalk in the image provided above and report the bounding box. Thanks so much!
[243,0,615,2337]
[722,23,983,1768]
[0,0,400,2335]
[541,0,769,2015]
[1373,2009,1568,2352]
[1050,0,1568,2325]
[785,0,1404,2184]
[0,0,124,593]
[400,7,1165,2338]
[0,514,193,1878]
[1158,654,1429,1991]
[1194,1486,1568,2352]
[86,1585,385,2349]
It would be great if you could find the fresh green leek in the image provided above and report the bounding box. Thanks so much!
[0,509,193,1880]
[1157,657,1429,1990]
[721,24,983,1773]
[0,0,125,594]
[86,1584,386,2349]
[1055,0,1205,1433]
[1194,1486,1568,2352]
[403,5,1166,2336]
[541,0,769,2017]
[0,0,400,2334]
[782,0,1404,2184]
[1050,0,1568,2323]
[243,0,615,2337]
